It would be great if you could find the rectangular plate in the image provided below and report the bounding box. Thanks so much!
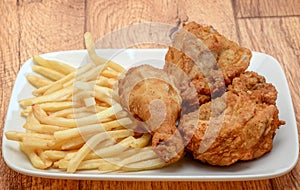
[2,49,299,181]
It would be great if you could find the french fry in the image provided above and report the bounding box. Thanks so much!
[33,55,75,75]
[50,106,101,117]
[43,82,63,95]
[66,112,93,119]
[38,101,77,112]
[19,86,73,107]
[54,118,131,142]
[94,136,134,158]
[20,143,52,169]
[95,76,116,88]
[22,137,55,149]
[33,104,123,128]
[84,32,125,73]
[120,148,158,166]
[121,158,166,172]
[32,72,75,96]
[32,61,93,96]
[42,150,70,161]
[26,75,53,88]
[101,69,121,79]
[32,65,65,81]
[66,130,133,173]
[5,131,54,141]
[24,123,67,134]
[93,86,113,105]
[61,137,85,150]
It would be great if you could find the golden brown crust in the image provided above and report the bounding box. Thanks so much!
[180,71,284,166]
[118,65,184,163]
[165,22,252,106]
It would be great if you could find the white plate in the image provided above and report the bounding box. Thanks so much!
[2,49,299,181]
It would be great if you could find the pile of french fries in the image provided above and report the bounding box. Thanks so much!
[5,33,166,173]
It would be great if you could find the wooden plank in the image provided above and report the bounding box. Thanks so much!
[184,0,239,42]
[238,17,300,189]
[234,0,300,18]
[0,0,22,188]
[76,181,272,190]
[86,0,239,48]
[18,0,85,63]
[86,0,187,48]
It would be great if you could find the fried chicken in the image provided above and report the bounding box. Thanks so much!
[179,71,285,166]
[118,65,184,163]
[164,21,252,107]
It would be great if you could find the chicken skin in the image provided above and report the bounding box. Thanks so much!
[118,65,184,163]
[179,71,285,166]
[165,21,252,106]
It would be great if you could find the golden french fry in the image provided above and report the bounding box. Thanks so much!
[54,118,131,141]
[5,131,54,141]
[121,158,166,172]
[120,148,158,166]
[95,76,116,88]
[43,83,63,95]
[84,32,125,73]
[94,136,134,158]
[101,69,121,79]
[63,63,104,87]
[50,106,98,117]
[39,101,78,112]
[32,72,75,96]
[42,150,70,161]
[32,105,76,128]
[66,130,133,173]
[61,137,85,150]
[26,75,53,88]
[33,55,75,75]
[32,65,65,81]
[66,112,93,119]
[22,137,55,149]
[24,122,67,134]
[19,86,73,107]
[33,104,123,128]
[20,143,52,169]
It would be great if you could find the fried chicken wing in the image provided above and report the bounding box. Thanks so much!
[179,71,285,166]
[165,22,252,106]
[118,65,184,163]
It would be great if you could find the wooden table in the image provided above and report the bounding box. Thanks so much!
[1,0,299,189]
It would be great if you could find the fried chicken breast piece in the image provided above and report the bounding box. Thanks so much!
[165,21,252,106]
[118,65,184,163]
[179,71,285,166]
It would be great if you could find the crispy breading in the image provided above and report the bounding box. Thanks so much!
[165,22,252,106]
[179,71,285,166]
[118,65,184,163]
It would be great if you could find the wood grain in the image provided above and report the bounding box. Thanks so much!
[184,0,239,42]
[18,0,85,63]
[0,1,22,188]
[234,0,300,18]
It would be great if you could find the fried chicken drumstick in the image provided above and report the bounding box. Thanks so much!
[118,65,184,163]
